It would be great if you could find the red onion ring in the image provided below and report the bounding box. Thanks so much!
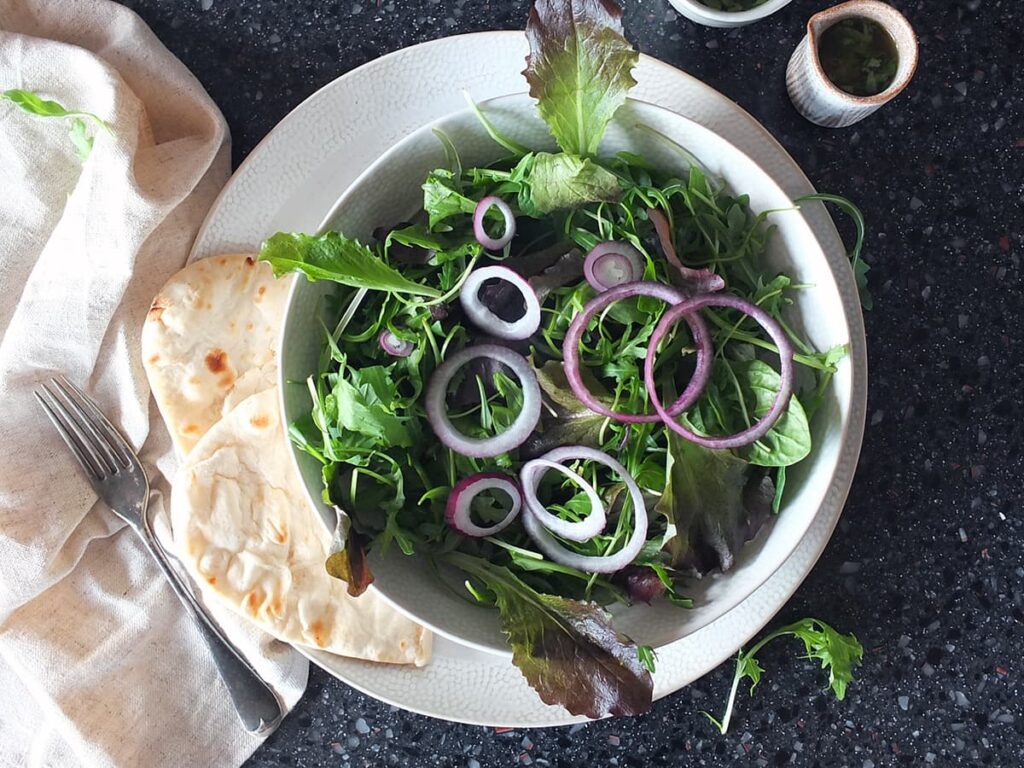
[378,329,414,357]
[583,241,644,291]
[519,446,648,574]
[644,294,794,448]
[425,343,541,458]
[473,195,516,251]
[519,457,606,542]
[562,281,713,424]
[445,472,522,538]
[648,207,725,294]
[460,265,541,340]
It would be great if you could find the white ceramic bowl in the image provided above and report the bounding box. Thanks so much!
[668,0,793,28]
[280,93,854,656]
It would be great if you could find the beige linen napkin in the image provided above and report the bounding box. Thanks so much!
[0,1,309,766]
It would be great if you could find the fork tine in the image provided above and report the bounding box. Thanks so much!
[52,377,134,468]
[34,389,103,481]
[42,380,121,475]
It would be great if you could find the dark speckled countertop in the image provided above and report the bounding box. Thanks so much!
[117,0,1022,765]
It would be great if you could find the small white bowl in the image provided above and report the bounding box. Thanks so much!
[279,93,857,656]
[668,0,794,28]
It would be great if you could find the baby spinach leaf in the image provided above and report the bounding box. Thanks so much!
[523,0,638,157]
[735,360,812,467]
[522,152,621,214]
[447,553,653,718]
[259,232,441,297]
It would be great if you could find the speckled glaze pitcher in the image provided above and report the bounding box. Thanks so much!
[786,0,918,128]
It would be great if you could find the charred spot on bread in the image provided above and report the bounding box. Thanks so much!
[205,349,228,373]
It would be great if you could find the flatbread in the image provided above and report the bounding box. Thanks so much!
[171,387,431,665]
[142,254,292,456]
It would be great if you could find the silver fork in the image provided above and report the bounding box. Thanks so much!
[35,376,284,736]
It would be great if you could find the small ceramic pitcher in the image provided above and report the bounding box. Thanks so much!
[786,0,918,128]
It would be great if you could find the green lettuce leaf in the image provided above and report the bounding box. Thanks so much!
[259,231,441,297]
[522,152,621,215]
[657,432,773,574]
[448,553,653,718]
[523,0,638,156]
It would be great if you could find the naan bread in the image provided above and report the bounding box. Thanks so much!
[171,388,431,665]
[142,254,292,455]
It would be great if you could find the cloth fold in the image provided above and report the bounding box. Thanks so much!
[0,1,308,766]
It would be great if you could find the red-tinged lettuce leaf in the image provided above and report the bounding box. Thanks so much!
[523,0,639,157]
[449,554,653,718]
[657,432,773,575]
[325,526,374,597]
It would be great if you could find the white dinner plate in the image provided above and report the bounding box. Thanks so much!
[190,31,867,727]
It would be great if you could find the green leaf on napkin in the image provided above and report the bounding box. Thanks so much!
[1,88,111,161]
[259,231,442,297]
[523,0,639,157]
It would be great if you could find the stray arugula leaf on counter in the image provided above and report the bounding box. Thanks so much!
[1,88,111,161]
[704,618,864,734]
[448,552,654,718]
[259,232,443,297]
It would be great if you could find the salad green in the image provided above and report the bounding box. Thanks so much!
[260,0,866,717]
[1,88,111,161]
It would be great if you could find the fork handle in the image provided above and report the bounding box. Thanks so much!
[135,525,285,735]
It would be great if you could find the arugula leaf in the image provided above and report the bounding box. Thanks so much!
[795,193,871,310]
[447,552,653,718]
[67,118,94,161]
[259,232,441,297]
[657,432,773,574]
[2,89,111,161]
[1,88,108,124]
[332,365,415,447]
[736,360,812,467]
[522,152,621,214]
[422,170,479,230]
[387,225,482,266]
[523,0,638,156]
[705,617,863,734]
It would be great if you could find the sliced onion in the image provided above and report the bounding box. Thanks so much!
[562,281,713,424]
[473,195,516,251]
[645,294,794,448]
[584,241,644,291]
[460,265,541,340]
[648,207,725,294]
[519,458,606,542]
[519,446,648,574]
[445,472,522,538]
[425,343,541,458]
[378,329,414,357]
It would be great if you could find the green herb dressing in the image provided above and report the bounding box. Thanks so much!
[817,17,899,97]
